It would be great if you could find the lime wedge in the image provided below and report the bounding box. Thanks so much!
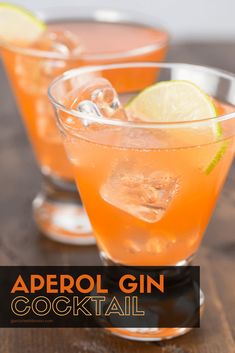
[127,80,228,174]
[0,3,46,45]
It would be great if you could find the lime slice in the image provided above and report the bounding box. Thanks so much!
[204,140,229,175]
[127,80,228,174]
[126,80,217,122]
[0,3,46,45]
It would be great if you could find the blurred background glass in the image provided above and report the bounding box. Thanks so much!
[16,0,235,42]
[0,3,168,245]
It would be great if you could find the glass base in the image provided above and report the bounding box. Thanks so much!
[107,327,191,341]
[33,174,95,245]
[106,290,204,341]
[107,326,193,341]
[100,251,203,341]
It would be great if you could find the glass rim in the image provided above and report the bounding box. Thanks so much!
[48,62,235,130]
[0,6,169,60]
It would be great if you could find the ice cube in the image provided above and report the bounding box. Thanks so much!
[146,236,177,254]
[15,30,83,95]
[76,100,102,127]
[33,30,83,56]
[77,100,102,117]
[73,78,128,121]
[101,163,179,223]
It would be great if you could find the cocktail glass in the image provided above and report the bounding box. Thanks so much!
[0,7,168,244]
[49,62,235,340]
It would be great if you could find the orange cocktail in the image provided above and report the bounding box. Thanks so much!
[49,63,235,339]
[1,8,168,244]
[49,63,235,266]
[49,63,235,340]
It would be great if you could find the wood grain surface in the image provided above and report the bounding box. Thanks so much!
[0,42,234,353]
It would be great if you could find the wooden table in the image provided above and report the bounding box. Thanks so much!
[0,42,234,353]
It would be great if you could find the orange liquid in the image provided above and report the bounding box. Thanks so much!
[1,21,168,180]
[62,101,235,266]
